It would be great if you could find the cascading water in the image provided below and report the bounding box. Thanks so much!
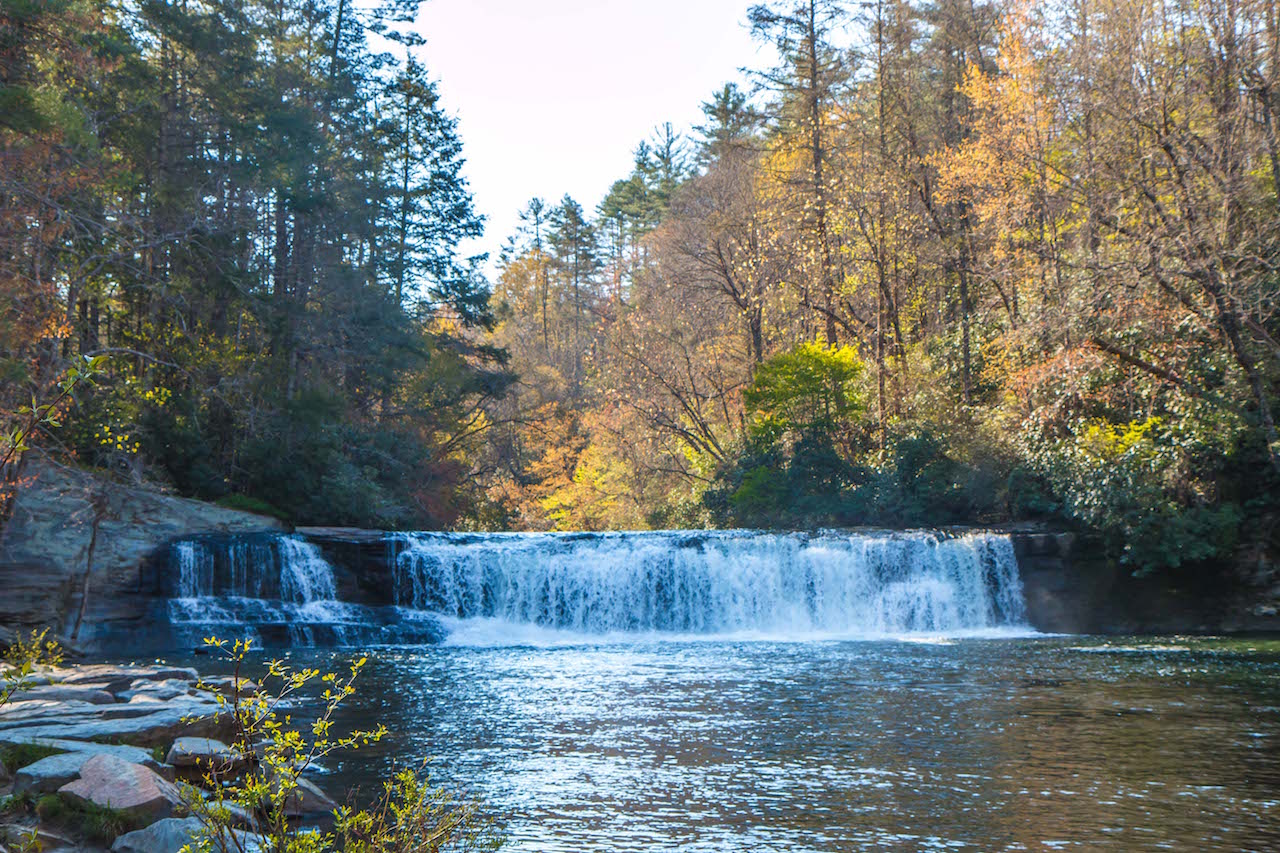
[392,531,1027,641]
[162,530,1030,649]
[165,534,443,648]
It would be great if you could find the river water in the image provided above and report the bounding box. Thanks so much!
[261,635,1280,852]
[158,530,1280,850]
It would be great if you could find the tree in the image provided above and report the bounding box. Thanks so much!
[749,0,850,345]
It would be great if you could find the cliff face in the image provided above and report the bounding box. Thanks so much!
[1013,532,1280,635]
[0,461,285,650]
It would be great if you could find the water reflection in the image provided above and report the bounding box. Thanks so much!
[257,637,1280,851]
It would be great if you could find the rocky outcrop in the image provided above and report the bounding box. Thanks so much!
[0,461,285,651]
[1011,531,1280,634]
[1,662,333,853]
[14,747,170,795]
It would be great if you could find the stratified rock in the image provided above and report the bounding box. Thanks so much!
[3,698,227,747]
[57,754,182,823]
[10,685,116,705]
[116,679,192,703]
[166,738,245,773]
[14,746,172,795]
[0,461,284,652]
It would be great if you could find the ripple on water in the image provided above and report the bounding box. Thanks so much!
[183,636,1280,852]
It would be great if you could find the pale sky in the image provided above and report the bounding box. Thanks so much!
[411,0,772,264]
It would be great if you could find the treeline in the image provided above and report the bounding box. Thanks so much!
[1,0,510,527]
[480,0,1280,574]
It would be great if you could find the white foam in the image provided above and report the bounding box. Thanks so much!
[396,530,1028,640]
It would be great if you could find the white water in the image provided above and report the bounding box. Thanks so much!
[165,530,1030,648]
[393,531,1028,643]
[168,535,355,646]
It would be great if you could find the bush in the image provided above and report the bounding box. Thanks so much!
[181,639,497,853]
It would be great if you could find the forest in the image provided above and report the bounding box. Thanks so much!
[3,0,1279,576]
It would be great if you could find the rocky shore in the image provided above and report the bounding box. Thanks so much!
[0,662,337,852]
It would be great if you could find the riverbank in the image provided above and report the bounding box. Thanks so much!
[0,660,338,852]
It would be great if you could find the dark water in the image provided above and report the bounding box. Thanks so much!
[187,636,1280,851]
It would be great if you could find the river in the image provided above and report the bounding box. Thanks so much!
[241,635,1280,852]
[158,530,1280,850]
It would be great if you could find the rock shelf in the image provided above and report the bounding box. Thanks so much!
[0,663,336,853]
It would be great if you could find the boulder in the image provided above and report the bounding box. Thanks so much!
[57,754,182,823]
[281,775,338,817]
[166,738,245,773]
[109,818,203,853]
[110,817,268,853]
[14,747,172,795]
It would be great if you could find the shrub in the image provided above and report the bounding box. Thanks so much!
[181,639,497,853]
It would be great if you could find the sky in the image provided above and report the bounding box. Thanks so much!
[411,0,773,264]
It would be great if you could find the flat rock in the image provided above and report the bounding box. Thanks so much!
[116,680,192,703]
[166,738,244,772]
[14,747,172,795]
[58,755,182,823]
[5,701,227,748]
[1,824,75,850]
[9,685,116,706]
[110,818,266,853]
[54,666,198,690]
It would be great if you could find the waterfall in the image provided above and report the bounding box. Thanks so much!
[163,530,1029,649]
[165,534,442,649]
[393,531,1027,639]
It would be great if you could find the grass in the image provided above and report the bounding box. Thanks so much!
[0,743,65,772]
[35,793,144,844]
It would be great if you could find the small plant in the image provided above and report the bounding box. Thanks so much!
[0,743,65,772]
[1,628,64,707]
[35,793,143,843]
[181,638,497,853]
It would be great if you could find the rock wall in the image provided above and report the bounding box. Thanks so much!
[1011,532,1280,634]
[0,461,285,651]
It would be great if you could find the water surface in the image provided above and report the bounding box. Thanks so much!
[255,635,1280,852]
